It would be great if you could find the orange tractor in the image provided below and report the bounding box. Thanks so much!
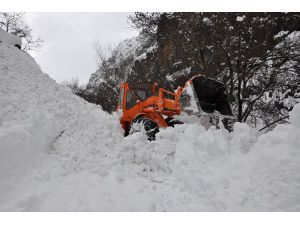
[117,75,234,140]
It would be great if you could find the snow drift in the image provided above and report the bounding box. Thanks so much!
[1,40,300,211]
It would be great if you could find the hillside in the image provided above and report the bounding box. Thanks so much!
[1,38,300,211]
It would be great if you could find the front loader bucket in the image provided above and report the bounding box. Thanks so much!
[180,75,233,117]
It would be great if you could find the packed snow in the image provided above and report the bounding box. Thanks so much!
[1,39,300,211]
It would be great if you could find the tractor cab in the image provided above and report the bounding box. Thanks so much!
[125,84,155,110]
[118,83,157,112]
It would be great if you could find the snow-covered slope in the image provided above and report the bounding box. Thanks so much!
[1,43,300,211]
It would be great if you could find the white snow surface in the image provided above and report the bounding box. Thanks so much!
[1,44,300,211]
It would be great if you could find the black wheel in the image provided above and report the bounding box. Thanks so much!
[129,117,159,141]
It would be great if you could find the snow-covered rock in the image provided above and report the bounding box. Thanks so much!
[1,43,300,211]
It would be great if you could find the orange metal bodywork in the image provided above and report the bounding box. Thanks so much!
[118,82,183,134]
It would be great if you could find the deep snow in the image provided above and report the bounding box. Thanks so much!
[1,42,300,211]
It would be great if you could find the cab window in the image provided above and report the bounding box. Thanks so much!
[125,85,153,109]
[126,90,139,109]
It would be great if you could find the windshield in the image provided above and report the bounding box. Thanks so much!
[135,89,148,100]
[126,85,153,109]
[129,85,153,100]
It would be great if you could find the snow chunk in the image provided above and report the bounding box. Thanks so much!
[274,31,289,39]
[166,67,191,81]
[236,15,246,22]
[202,17,213,25]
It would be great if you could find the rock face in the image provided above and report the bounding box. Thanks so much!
[131,14,192,90]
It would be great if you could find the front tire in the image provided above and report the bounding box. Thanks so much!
[129,117,159,141]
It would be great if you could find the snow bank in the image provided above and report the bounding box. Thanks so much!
[0,44,123,210]
[1,43,300,211]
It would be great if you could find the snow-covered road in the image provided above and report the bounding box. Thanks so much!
[1,43,300,211]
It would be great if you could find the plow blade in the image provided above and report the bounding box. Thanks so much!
[180,75,233,118]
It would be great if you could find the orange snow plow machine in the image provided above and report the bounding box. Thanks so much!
[117,75,234,140]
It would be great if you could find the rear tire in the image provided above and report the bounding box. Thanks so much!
[129,117,159,141]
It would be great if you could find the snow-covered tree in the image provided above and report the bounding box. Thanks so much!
[61,77,86,95]
[177,13,300,126]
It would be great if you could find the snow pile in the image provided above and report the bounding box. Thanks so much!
[0,43,122,210]
[1,42,300,211]
[172,116,300,211]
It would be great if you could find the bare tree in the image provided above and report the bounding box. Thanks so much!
[128,12,162,44]
[0,12,23,32]
[0,12,43,51]
[61,77,82,94]
[154,12,300,124]
[93,40,116,67]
